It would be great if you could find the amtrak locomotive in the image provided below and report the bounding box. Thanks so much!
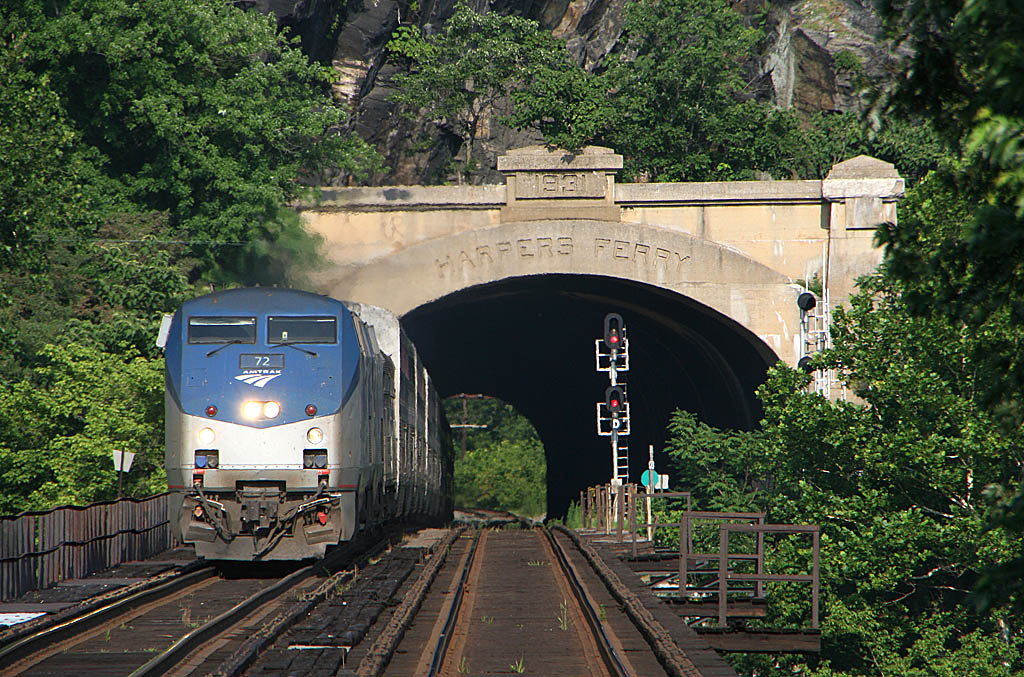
[160,288,452,560]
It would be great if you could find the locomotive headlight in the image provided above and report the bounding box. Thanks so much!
[197,427,216,445]
[263,401,281,419]
[243,401,262,419]
[306,427,324,444]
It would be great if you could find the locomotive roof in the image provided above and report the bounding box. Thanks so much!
[180,288,346,315]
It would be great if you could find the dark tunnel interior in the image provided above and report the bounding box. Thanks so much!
[401,274,778,517]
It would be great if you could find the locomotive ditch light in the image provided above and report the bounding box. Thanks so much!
[306,427,324,444]
[603,313,625,350]
[606,386,626,414]
[198,427,216,445]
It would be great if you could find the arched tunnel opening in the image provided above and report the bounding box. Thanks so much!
[401,274,779,518]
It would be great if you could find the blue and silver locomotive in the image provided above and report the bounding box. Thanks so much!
[160,288,452,560]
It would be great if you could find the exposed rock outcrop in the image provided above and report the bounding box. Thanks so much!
[256,0,899,185]
[763,0,902,115]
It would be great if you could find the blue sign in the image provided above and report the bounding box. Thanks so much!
[641,469,659,488]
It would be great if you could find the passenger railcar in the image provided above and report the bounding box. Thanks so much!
[159,288,452,560]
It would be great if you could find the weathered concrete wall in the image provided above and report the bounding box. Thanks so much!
[300,146,902,368]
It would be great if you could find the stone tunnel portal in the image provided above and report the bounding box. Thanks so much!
[401,273,778,518]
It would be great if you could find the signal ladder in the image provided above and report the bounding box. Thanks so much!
[596,313,630,483]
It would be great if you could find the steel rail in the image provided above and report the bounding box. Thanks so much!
[427,529,482,676]
[130,562,316,677]
[544,527,631,677]
[0,565,215,672]
[134,529,396,677]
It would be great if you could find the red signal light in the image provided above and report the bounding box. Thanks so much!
[604,313,625,350]
[205,405,217,417]
[305,404,317,416]
[606,386,626,414]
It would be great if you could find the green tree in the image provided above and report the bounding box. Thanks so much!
[0,14,94,271]
[665,274,1024,674]
[444,397,546,516]
[0,0,389,513]
[454,439,546,517]
[11,0,381,282]
[507,0,944,184]
[0,344,166,513]
[511,0,778,181]
[874,0,1024,614]
[387,0,579,182]
[597,0,766,181]
[664,410,767,513]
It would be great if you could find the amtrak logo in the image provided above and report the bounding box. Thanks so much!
[235,370,281,388]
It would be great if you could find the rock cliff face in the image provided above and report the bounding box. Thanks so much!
[763,0,901,115]
[257,0,895,184]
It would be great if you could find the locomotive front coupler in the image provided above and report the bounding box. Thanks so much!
[251,486,342,558]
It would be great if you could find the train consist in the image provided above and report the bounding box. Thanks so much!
[159,288,452,560]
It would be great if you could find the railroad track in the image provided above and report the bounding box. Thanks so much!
[424,528,628,676]
[367,527,680,676]
[2,526,737,676]
[0,531,395,677]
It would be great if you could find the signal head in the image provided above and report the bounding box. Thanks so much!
[603,313,625,351]
[606,385,627,414]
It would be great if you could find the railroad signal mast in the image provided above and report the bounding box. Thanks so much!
[596,313,630,483]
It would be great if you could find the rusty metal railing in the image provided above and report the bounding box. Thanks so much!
[0,493,174,601]
[580,482,821,630]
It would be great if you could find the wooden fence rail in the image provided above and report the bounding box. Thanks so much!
[0,493,174,601]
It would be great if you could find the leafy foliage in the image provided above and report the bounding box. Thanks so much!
[0,344,166,513]
[665,274,1024,673]
[0,15,100,272]
[874,0,1024,616]
[6,0,381,283]
[0,0,384,513]
[664,410,767,513]
[387,1,577,182]
[506,0,945,183]
[444,397,546,517]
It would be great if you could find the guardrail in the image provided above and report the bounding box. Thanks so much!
[580,482,820,631]
[0,493,174,601]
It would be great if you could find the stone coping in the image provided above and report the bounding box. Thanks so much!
[312,184,506,210]
[304,179,828,211]
[616,180,823,205]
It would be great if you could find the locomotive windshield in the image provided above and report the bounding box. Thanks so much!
[268,316,337,344]
[188,316,256,344]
